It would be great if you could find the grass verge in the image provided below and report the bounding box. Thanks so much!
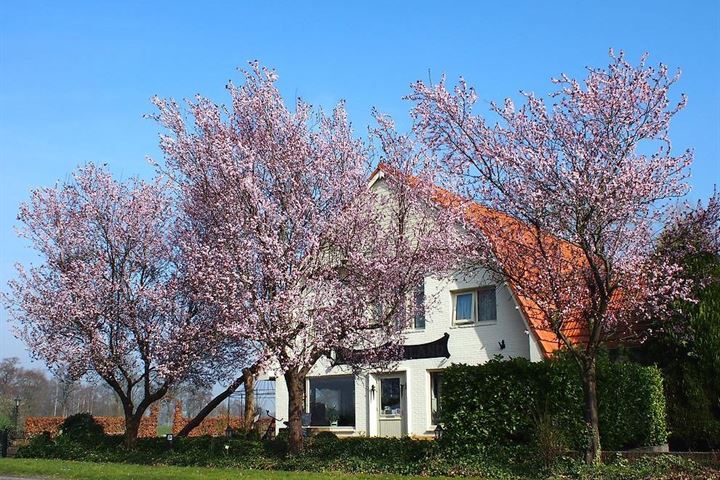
[0,458,460,480]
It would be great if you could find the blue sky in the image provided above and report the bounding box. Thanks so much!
[1,1,718,368]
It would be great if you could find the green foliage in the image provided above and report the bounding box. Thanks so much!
[532,413,568,468]
[58,413,105,445]
[15,433,715,479]
[440,355,667,451]
[554,453,711,480]
[643,214,720,450]
[310,431,338,442]
[597,360,668,450]
[666,280,720,450]
[22,431,54,457]
[0,413,12,431]
[263,437,289,457]
[2,456,711,480]
[634,255,720,450]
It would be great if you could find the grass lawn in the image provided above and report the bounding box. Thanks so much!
[0,458,462,480]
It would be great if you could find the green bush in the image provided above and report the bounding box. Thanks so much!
[532,413,568,468]
[58,413,105,445]
[16,432,714,479]
[262,437,289,457]
[311,431,339,441]
[440,354,667,451]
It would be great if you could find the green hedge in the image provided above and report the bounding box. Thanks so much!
[18,434,710,479]
[440,354,667,451]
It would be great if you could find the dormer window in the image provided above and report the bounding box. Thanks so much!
[452,286,496,325]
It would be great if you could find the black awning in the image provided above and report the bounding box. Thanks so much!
[402,333,450,360]
[332,333,451,366]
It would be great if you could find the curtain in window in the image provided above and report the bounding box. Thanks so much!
[477,288,497,322]
[455,293,473,322]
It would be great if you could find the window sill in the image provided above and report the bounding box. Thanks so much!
[308,426,355,430]
[451,320,497,328]
[405,328,426,334]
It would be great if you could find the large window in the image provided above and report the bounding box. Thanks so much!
[452,286,497,325]
[308,377,355,427]
[430,371,443,425]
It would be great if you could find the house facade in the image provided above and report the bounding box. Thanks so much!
[270,166,558,438]
[272,268,548,439]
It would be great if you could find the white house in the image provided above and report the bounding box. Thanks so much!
[270,165,572,438]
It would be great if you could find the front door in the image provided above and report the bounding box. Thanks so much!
[378,376,404,437]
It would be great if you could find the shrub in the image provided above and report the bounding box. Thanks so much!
[15,432,715,478]
[311,431,339,441]
[17,431,55,458]
[532,413,568,468]
[262,437,289,457]
[440,354,667,451]
[597,359,668,450]
[58,413,105,445]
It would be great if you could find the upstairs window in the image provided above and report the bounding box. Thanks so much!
[477,287,497,322]
[452,291,475,324]
[452,286,497,325]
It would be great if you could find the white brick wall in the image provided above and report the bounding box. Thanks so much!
[272,268,544,437]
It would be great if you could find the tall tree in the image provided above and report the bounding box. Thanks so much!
[642,192,720,449]
[153,63,462,453]
[4,165,223,447]
[409,51,692,463]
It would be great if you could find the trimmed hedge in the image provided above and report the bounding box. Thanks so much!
[440,354,667,451]
[16,433,713,479]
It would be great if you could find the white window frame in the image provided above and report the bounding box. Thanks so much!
[306,375,357,429]
[451,286,497,326]
[451,289,477,325]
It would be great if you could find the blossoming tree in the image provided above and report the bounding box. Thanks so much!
[4,165,229,447]
[152,64,463,453]
[409,51,692,462]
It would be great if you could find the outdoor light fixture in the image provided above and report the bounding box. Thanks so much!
[225,426,233,438]
[13,397,21,433]
[370,385,375,399]
[498,339,506,350]
[165,433,173,445]
[434,424,444,440]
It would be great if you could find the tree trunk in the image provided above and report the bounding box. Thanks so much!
[176,375,245,437]
[284,369,306,455]
[581,359,602,464]
[242,370,256,433]
[123,414,141,449]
